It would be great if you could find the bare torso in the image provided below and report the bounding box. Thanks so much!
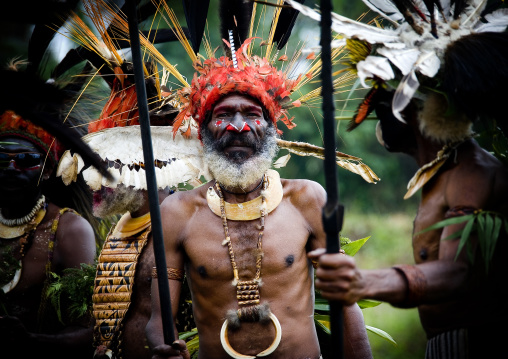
[0,202,96,358]
[164,178,324,359]
[411,140,508,337]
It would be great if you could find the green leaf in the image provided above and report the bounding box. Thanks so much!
[366,325,397,346]
[489,215,502,264]
[357,299,382,309]
[483,213,494,271]
[314,303,330,312]
[476,213,486,262]
[342,236,370,257]
[314,315,331,334]
[454,218,475,261]
[179,328,198,341]
[442,228,464,241]
[416,215,474,235]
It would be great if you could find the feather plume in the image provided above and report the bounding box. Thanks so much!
[272,0,305,50]
[348,86,380,132]
[276,139,380,183]
[0,68,111,180]
[219,0,254,54]
[183,0,211,54]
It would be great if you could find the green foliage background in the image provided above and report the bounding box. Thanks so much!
[0,1,426,357]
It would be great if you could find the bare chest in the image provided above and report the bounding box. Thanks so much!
[183,205,311,285]
[413,190,448,263]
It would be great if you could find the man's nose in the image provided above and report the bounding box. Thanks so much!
[226,113,251,133]
[2,159,17,170]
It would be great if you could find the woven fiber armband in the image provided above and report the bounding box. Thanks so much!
[392,264,427,308]
[151,267,184,282]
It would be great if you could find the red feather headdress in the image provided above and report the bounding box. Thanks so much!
[0,110,63,165]
[173,37,302,140]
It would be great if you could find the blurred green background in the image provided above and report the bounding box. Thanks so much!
[0,1,427,357]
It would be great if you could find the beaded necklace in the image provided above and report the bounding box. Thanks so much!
[215,174,283,358]
[0,195,46,227]
[215,174,267,310]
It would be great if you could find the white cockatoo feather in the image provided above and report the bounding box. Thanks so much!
[357,56,395,88]
[474,9,508,33]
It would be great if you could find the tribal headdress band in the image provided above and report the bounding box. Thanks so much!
[173,37,302,139]
[286,0,508,143]
[0,111,62,166]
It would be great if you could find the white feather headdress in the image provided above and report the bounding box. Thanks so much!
[286,0,508,142]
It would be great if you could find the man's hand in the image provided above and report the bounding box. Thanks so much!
[308,248,366,305]
[152,340,190,359]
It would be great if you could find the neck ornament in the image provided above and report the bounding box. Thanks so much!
[0,196,46,293]
[0,196,47,239]
[207,169,283,221]
[0,195,46,227]
[111,211,152,238]
[216,174,282,358]
[405,138,469,199]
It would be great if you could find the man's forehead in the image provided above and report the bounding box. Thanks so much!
[213,94,263,111]
[0,136,41,152]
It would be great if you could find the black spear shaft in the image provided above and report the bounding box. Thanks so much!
[125,0,176,344]
[320,0,344,358]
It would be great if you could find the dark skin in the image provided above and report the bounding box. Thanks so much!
[0,136,96,359]
[92,187,170,359]
[146,94,372,359]
[311,95,508,341]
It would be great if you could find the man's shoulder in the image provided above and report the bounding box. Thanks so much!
[160,183,210,214]
[281,177,326,204]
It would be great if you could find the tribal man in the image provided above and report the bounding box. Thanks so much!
[146,38,373,359]
[55,57,208,358]
[294,1,508,357]
[0,67,99,359]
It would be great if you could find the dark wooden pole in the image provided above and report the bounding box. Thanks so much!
[320,0,344,358]
[125,0,176,344]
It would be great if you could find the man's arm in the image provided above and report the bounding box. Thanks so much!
[146,193,189,359]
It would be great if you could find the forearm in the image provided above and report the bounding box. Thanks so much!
[361,260,469,306]
[342,304,373,359]
[360,268,407,304]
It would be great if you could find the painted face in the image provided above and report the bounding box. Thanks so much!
[207,94,270,161]
[0,136,46,204]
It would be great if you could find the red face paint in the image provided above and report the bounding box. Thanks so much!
[226,122,251,132]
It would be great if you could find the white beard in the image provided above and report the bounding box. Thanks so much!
[202,127,279,190]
